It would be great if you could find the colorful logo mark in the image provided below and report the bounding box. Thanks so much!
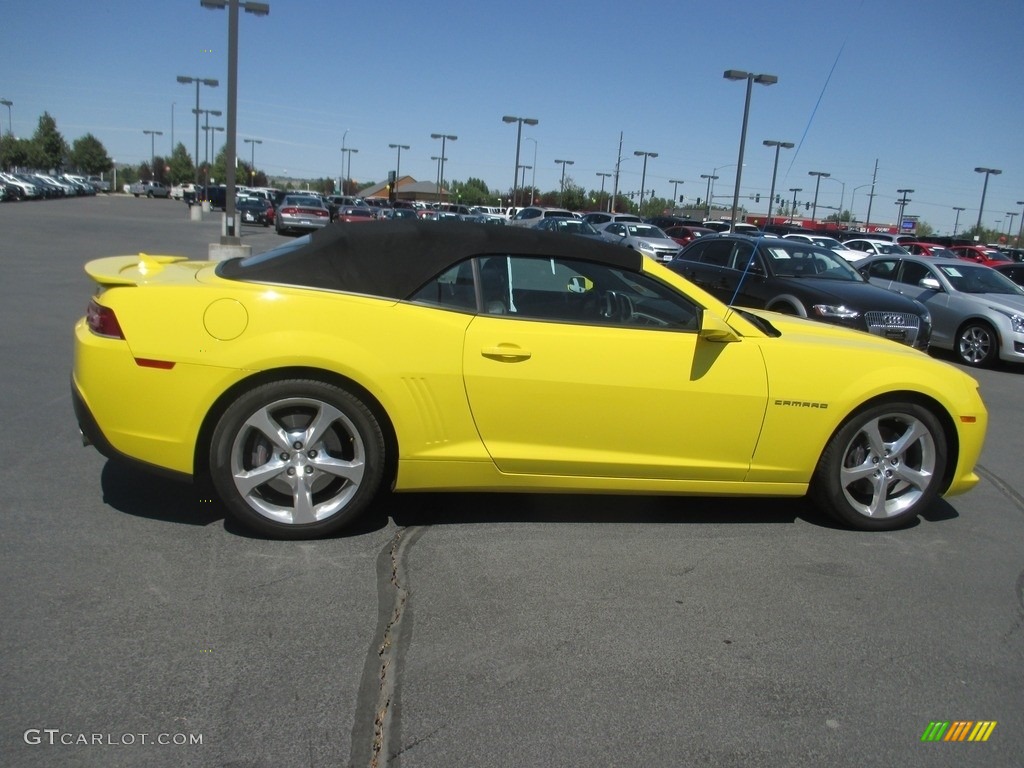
[921,721,997,742]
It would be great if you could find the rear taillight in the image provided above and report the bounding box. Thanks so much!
[281,206,298,215]
[86,299,125,339]
[315,210,328,217]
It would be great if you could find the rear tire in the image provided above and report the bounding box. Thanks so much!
[209,379,386,539]
[810,401,947,531]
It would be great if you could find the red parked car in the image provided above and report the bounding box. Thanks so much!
[663,225,715,247]
[900,242,956,258]
[947,245,1012,266]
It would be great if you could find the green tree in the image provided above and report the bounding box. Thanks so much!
[31,112,69,171]
[68,133,113,175]
[0,133,31,171]
[167,142,194,185]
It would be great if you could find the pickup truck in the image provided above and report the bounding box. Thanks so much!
[129,180,170,198]
[182,184,227,210]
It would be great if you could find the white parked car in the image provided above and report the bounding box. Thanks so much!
[842,238,911,257]
[509,206,575,228]
[784,233,865,262]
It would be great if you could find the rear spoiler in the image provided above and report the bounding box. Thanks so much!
[84,254,189,287]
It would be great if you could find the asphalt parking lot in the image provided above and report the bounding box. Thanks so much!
[1,195,1022,768]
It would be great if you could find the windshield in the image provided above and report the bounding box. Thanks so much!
[625,224,668,238]
[762,244,862,281]
[552,220,599,234]
[937,263,1023,295]
[812,237,844,249]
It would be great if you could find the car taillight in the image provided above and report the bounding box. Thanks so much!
[86,299,125,339]
[281,206,298,214]
[315,210,328,217]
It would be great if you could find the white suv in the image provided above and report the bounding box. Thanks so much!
[509,206,575,228]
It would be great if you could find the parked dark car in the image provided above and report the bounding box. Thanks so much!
[991,262,1024,288]
[237,197,272,227]
[669,233,931,349]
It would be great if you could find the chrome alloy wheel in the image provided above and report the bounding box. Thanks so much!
[957,324,995,367]
[229,397,366,525]
[837,411,938,519]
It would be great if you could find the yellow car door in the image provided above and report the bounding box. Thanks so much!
[461,255,769,482]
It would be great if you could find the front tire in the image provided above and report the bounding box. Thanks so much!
[209,379,386,539]
[810,401,947,531]
[955,321,998,367]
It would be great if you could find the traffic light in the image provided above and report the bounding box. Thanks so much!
[755,194,760,203]
[695,197,702,207]
[805,202,810,210]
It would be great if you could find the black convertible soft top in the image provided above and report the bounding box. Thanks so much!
[217,220,644,299]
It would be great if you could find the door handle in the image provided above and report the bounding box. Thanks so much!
[481,345,532,362]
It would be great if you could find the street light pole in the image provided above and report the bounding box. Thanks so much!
[431,156,446,199]
[669,179,685,210]
[952,206,966,237]
[200,0,270,243]
[762,140,793,223]
[388,143,409,183]
[724,70,778,225]
[896,188,914,236]
[194,109,221,188]
[555,159,574,207]
[1017,201,1024,246]
[142,130,163,177]
[788,188,802,224]
[974,166,1002,234]
[502,115,538,208]
[340,148,358,192]
[176,76,219,188]
[808,171,830,223]
[0,99,12,135]
[596,172,612,210]
[243,138,262,182]
[430,133,457,201]
[633,151,657,213]
[525,137,538,206]
[700,174,718,219]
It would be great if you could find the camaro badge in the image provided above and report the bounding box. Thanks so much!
[774,399,829,409]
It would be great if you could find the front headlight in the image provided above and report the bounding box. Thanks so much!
[1010,314,1024,334]
[812,304,861,319]
[636,241,654,252]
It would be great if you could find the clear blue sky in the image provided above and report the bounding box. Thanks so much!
[3,0,1022,235]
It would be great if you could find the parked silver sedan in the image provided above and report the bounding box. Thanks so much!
[275,194,330,236]
[596,222,681,262]
[858,253,1024,368]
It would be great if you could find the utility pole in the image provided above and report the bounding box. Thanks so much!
[864,159,878,229]
[611,132,623,213]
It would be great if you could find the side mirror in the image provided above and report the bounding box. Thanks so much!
[919,277,941,290]
[699,313,741,344]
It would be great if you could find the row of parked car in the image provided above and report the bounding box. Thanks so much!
[0,171,108,201]
[454,206,1024,370]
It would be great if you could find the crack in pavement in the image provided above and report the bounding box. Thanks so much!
[351,526,423,768]
[977,462,1024,514]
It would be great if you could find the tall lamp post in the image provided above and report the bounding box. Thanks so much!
[0,99,11,134]
[431,133,457,201]
[597,172,613,211]
[200,0,270,244]
[788,188,802,224]
[176,75,219,187]
[431,156,446,200]
[973,166,1002,234]
[669,178,685,208]
[340,148,358,193]
[555,159,574,207]
[633,151,657,212]
[1005,212,1018,245]
[762,139,793,223]
[808,170,830,223]
[724,69,778,225]
[525,137,538,205]
[896,188,914,236]
[952,206,966,237]
[142,130,163,176]
[1017,201,1024,246]
[700,174,718,219]
[502,115,538,208]
[851,184,871,226]
[243,137,262,182]
[518,165,531,196]
[194,109,222,186]
[388,142,409,181]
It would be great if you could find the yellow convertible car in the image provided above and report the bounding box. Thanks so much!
[73,222,987,539]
